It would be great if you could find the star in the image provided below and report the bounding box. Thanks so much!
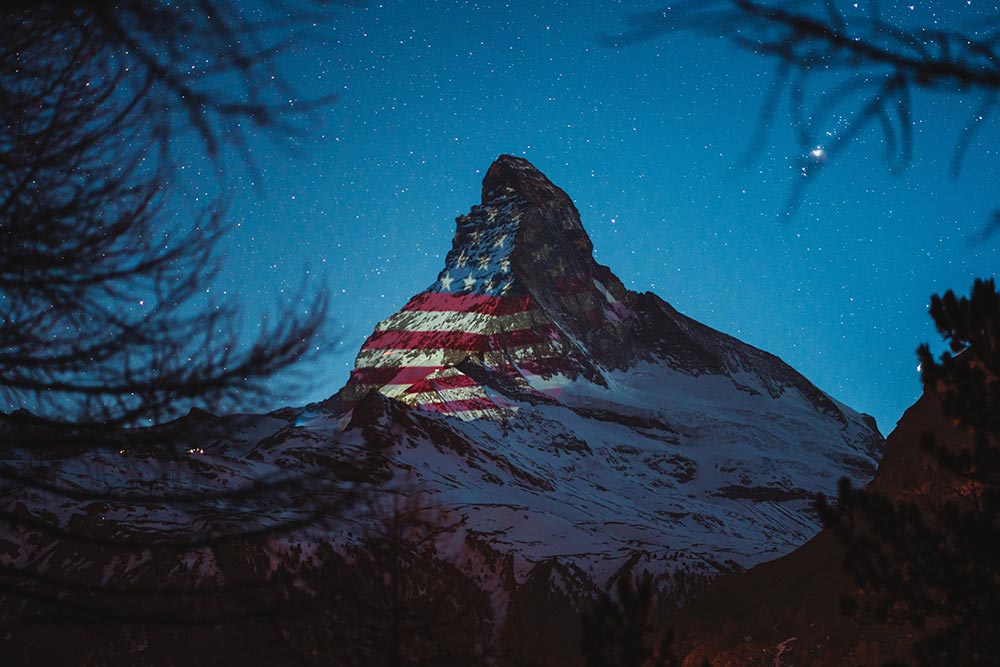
[462,274,477,290]
[499,258,510,273]
[455,252,468,268]
[499,280,512,295]
[478,254,491,270]
[440,273,453,291]
[494,234,507,248]
[470,230,482,244]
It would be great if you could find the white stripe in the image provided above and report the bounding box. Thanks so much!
[375,308,548,333]
[373,383,416,399]
[407,386,488,405]
[354,341,566,369]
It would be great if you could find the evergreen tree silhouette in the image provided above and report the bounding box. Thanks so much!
[327,490,494,667]
[580,575,679,667]
[819,278,1000,666]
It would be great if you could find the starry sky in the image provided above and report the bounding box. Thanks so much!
[210,0,999,435]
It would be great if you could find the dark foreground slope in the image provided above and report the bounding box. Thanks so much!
[671,387,967,667]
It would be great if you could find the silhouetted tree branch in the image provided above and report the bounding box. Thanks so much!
[621,1,1000,221]
[0,0,378,647]
[1,0,353,430]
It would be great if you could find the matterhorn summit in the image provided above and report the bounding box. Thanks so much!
[327,155,882,572]
[1,155,884,666]
[340,154,632,418]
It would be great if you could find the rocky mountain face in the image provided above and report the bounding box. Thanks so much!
[0,156,882,665]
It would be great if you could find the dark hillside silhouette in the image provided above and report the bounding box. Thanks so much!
[820,279,1000,666]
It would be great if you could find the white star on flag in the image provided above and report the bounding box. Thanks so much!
[344,203,579,420]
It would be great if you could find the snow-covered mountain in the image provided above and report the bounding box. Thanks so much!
[0,156,883,665]
[326,153,882,576]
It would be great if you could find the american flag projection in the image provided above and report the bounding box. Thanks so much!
[345,199,576,420]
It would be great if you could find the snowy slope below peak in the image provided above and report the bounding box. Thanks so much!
[338,358,880,588]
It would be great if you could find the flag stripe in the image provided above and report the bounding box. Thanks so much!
[401,291,535,316]
[408,386,488,404]
[344,202,596,419]
[376,307,548,333]
[405,373,480,394]
[350,357,574,395]
[417,397,511,414]
[361,326,558,352]
[349,365,444,386]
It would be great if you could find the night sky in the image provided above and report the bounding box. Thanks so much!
[211,1,999,434]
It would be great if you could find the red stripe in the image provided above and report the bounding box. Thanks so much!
[349,357,572,388]
[493,326,561,347]
[361,326,559,352]
[401,291,536,316]
[362,330,490,351]
[348,365,442,386]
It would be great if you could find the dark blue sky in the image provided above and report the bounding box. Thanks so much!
[211,0,999,434]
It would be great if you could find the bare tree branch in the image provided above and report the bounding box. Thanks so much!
[1,1,354,428]
[618,1,1000,221]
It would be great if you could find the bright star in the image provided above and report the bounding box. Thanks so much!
[440,273,453,291]
[462,274,477,290]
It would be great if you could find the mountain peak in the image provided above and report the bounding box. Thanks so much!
[339,155,627,417]
[481,154,573,208]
